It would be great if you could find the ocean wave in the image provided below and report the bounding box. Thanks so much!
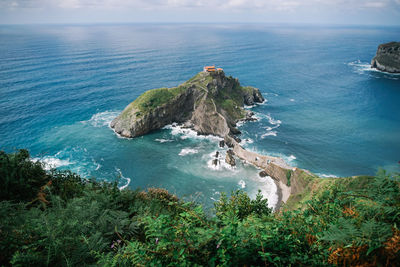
[116,168,131,190]
[32,156,73,170]
[318,173,339,178]
[240,138,254,146]
[253,112,282,126]
[179,148,199,156]
[264,124,280,131]
[290,98,295,102]
[266,113,282,125]
[238,179,246,189]
[155,138,174,143]
[206,151,237,171]
[261,131,277,138]
[249,174,278,209]
[244,99,268,109]
[163,123,222,142]
[83,110,120,128]
[288,155,296,161]
[33,147,102,177]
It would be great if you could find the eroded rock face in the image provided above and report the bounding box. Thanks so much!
[371,42,400,73]
[111,71,265,138]
[225,149,236,167]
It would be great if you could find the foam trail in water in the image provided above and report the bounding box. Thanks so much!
[179,148,199,156]
[261,131,277,138]
[348,60,400,80]
[163,123,222,142]
[238,179,246,189]
[116,168,131,190]
[318,173,339,178]
[155,138,174,143]
[32,156,72,170]
[83,111,120,128]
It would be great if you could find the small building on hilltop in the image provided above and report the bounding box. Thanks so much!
[203,66,223,72]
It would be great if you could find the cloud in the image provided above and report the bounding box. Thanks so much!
[0,0,398,10]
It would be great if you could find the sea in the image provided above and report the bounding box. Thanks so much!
[1,24,399,210]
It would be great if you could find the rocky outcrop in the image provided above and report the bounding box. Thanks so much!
[371,42,400,73]
[111,71,264,138]
[225,149,236,167]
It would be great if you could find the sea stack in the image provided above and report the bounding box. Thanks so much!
[371,42,400,73]
[111,69,264,138]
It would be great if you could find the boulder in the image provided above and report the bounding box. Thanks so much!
[225,149,236,167]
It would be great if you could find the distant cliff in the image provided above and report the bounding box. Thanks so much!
[111,71,264,138]
[371,42,400,73]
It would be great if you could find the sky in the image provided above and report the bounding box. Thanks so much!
[0,0,400,25]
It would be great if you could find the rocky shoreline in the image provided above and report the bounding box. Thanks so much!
[371,42,400,73]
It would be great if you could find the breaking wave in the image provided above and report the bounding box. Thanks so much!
[348,60,400,80]
[116,168,131,190]
[179,148,199,156]
[83,110,120,128]
[163,123,222,142]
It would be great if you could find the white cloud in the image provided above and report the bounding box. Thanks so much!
[0,0,398,10]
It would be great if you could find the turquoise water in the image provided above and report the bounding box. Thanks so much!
[1,24,399,209]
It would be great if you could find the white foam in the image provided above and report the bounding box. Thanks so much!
[244,99,268,109]
[244,104,257,109]
[290,98,295,102]
[238,179,246,189]
[249,175,279,210]
[264,124,280,131]
[348,60,400,79]
[288,155,296,161]
[261,131,277,138]
[116,168,131,190]
[206,151,237,171]
[179,148,199,156]
[240,138,254,146]
[266,113,282,125]
[32,156,72,170]
[155,138,174,143]
[163,123,222,142]
[83,111,120,128]
[318,173,339,178]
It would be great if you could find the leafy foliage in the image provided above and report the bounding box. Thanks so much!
[1,150,399,266]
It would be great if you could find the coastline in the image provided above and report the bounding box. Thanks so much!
[273,179,291,211]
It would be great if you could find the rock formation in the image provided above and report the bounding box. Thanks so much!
[371,42,400,73]
[111,70,264,138]
[225,149,236,167]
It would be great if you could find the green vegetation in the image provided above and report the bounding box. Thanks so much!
[286,170,292,186]
[1,149,400,266]
[120,85,187,119]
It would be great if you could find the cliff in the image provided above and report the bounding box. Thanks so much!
[371,42,400,73]
[111,70,264,138]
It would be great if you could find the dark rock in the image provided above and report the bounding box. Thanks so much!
[230,127,241,134]
[215,151,219,158]
[259,171,268,177]
[243,87,265,106]
[225,149,236,167]
[371,42,400,73]
[233,136,241,143]
[224,135,235,148]
[244,110,257,121]
[212,159,219,166]
[219,140,225,148]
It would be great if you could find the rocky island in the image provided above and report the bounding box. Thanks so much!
[371,41,400,73]
[112,69,322,210]
[111,69,264,138]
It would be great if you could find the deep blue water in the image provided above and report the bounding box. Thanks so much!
[1,24,399,209]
